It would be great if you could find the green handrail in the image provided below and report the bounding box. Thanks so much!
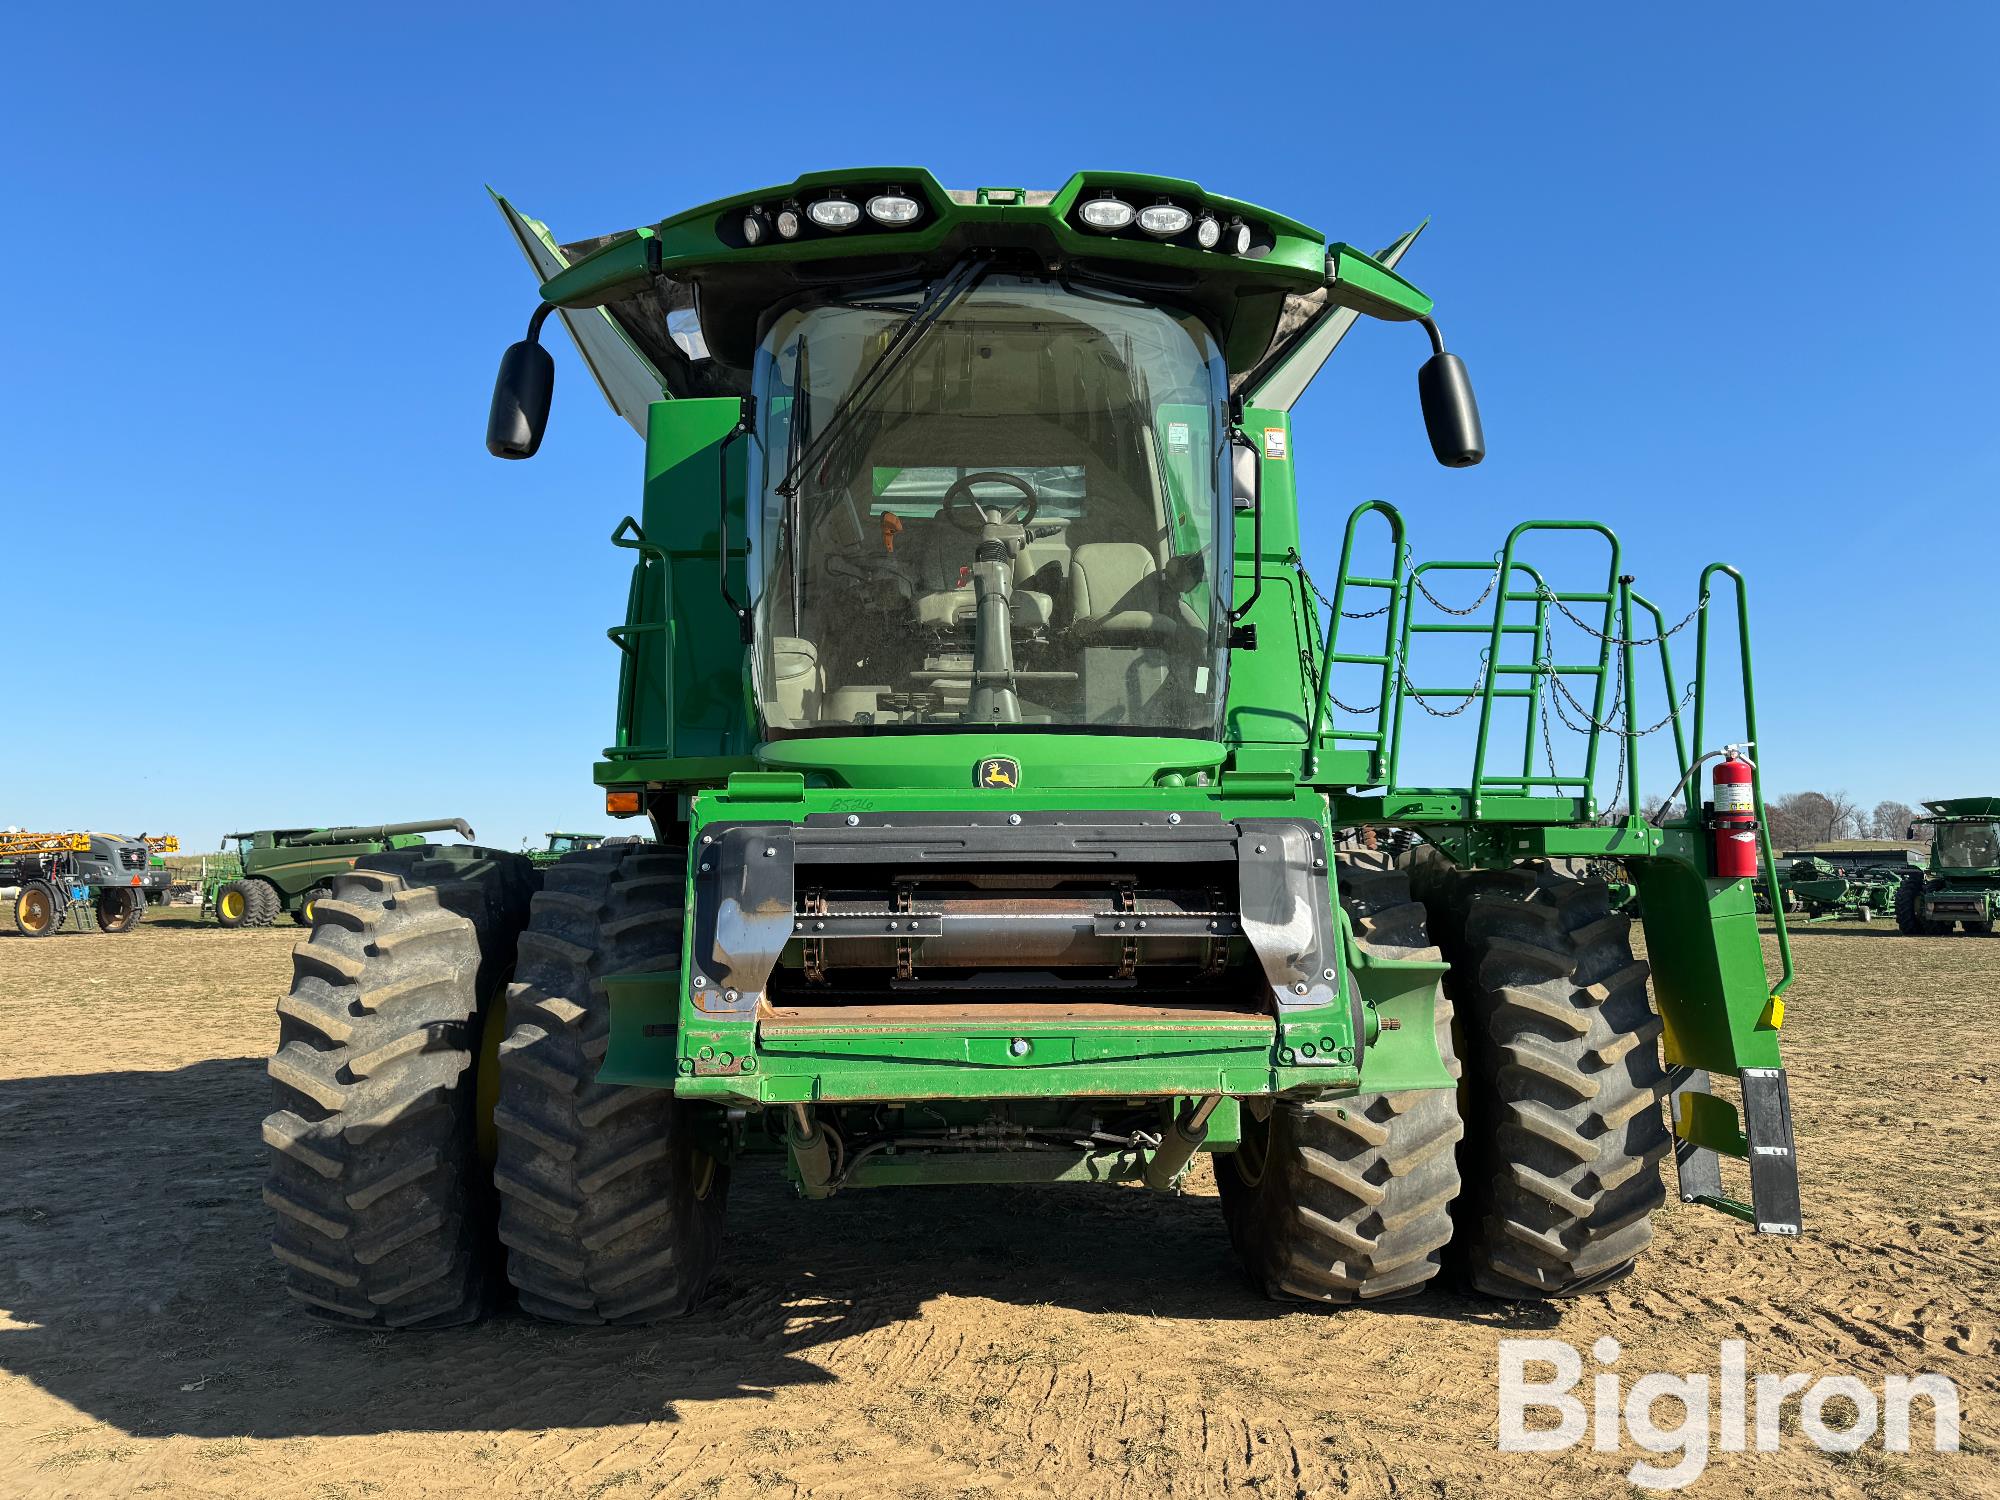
[1484,522,1619,809]
[1308,501,1407,780]
[608,516,676,758]
[1695,563,1794,1002]
[1630,592,1692,796]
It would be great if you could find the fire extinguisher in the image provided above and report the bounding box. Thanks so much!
[1711,748,1759,879]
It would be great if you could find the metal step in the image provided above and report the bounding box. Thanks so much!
[1669,1066,1801,1236]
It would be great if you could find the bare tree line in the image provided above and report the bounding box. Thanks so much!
[1765,793,1928,849]
[1620,791,1930,847]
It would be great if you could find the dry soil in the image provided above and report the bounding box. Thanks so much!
[0,909,1994,1498]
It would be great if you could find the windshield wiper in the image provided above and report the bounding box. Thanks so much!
[776,252,993,499]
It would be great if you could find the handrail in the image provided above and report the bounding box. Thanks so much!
[1631,592,1692,802]
[606,516,675,757]
[1697,562,1794,1002]
[1485,522,1619,812]
[1309,500,1406,780]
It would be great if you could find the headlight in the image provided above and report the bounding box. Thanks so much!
[1228,218,1252,255]
[741,208,770,246]
[776,205,802,239]
[1137,203,1193,238]
[1078,195,1135,231]
[808,197,861,230]
[1195,214,1222,250]
[865,192,922,225]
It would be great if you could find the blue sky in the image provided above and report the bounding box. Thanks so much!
[4,3,1994,849]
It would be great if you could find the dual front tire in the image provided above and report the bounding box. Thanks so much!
[261,842,724,1329]
[1221,852,1673,1304]
[217,878,282,928]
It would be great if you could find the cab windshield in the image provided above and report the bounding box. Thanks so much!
[1935,821,2000,869]
[748,275,1231,738]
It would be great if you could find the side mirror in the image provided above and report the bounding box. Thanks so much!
[1231,441,1260,512]
[487,337,554,460]
[1418,352,1484,468]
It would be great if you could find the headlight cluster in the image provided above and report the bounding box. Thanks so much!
[740,186,925,245]
[1073,192,1254,255]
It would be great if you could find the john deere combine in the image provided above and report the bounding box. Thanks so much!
[262,170,1799,1330]
[215,819,473,927]
[1896,797,2000,934]
[526,831,607,868]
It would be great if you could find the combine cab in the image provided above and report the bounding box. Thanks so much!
[259,170,1800,1330]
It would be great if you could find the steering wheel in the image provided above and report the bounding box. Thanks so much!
[942,470,1039,531]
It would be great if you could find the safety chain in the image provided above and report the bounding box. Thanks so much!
[1288,550,1390,620]
[1303,660,1481,721]
[1536,588,1708,646]
[1538,657,1698,741]
[1413,564,1501,616]
[1325,685,1386,716]
[1400,665,1489,718]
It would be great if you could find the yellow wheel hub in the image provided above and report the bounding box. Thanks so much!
[219,890,244,921]
[18,891,52,934]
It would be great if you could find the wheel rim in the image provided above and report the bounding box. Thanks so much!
[220,890,243,921]
[302,897,316,924]
[19,890,52,933]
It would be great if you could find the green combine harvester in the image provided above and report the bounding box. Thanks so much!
[1897,797,2000,934]
[526,831,607,868]
[214,819,473,927]
[262,169,1800,1330]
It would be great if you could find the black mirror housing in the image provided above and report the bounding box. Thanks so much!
[487,339,554,459]
[1418,351,1485,468]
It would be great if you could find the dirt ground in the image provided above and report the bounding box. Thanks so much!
[1,909,1994,1498]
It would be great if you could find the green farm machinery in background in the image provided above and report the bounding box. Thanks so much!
[526,831,606,868]
[1780,850,1918,922]
[1897,796,2000,935]
[262,169,1801,1332]
[212,819,473,927]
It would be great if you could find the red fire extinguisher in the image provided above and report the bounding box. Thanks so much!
[1711,748,1758,879]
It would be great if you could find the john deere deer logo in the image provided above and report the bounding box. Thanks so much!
[977,757,1021,790]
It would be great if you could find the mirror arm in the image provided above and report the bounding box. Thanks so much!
[716,398,756,644]
[525,301,554,342]
[1418,315,1446,357]
[1227,426,1262,628]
